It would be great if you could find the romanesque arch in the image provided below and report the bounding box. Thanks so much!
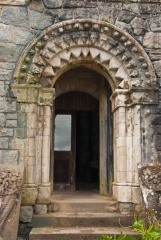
[11,19,158,207]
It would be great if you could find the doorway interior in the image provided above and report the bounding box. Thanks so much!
[52,67,113,196]
[53,91,99,192]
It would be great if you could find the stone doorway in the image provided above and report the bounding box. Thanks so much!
[52,67,113,196]
[12,19,157,208]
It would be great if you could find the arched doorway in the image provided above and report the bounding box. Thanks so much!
[52,67,113,195]
[12,19,157,207]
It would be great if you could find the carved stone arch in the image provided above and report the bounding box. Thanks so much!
[11,19,159,209]
[14,19,156,91]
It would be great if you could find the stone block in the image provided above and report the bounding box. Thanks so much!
[7,100,17,112]
[0,137,8,149]
[20,206,33,223]
[0,97,7,112]
[153,60,161,78]
[1,7,29,27]
[0,113,6,127]
[27,113,37,128]
[63,0,84,8]
[0,23,14,42]
[143,32,161,49]
[12,26,36,45]
[0,150,19,164]
[0,69,13,81]
[0,43,24,63]
[14,128,26,138]
[34,204,47,214]
[149,15,161,32]
[6,113,17,120]
[152,114,161,125]
[29,138,36,156]
[0,128,13,137]
[9,138,28,158]
[37,186,51,204]
[28,0,44,12]
[28,9,53,30]
[6,119,17,128]
[0,0,30,5]
[118,202,133,213]
[18,113,27,127]
[21,187,38,205]
[0,81,5,96]
[43,0,63,8]
[131,17,147,35]
[118,10,136,24]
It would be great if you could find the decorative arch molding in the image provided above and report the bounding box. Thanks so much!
[14,19,156,91]
[11,20,159,208]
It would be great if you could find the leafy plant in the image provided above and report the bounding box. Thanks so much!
[133,220,161,240]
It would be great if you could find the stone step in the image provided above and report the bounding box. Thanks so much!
[29,227,140,240]
[32,212,134,228]
[48,194,118,213]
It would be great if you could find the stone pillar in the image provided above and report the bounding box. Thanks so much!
[11,84,54,205]
[37,88,55,204]
[111,88,158,211]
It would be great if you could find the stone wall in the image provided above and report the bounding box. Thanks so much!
[0,0,161,167]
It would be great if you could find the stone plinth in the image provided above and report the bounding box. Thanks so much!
[0,165,24,240]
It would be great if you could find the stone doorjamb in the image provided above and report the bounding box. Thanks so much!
[110,88,158,204]
[12,84,54,204]
[11,19,158,206]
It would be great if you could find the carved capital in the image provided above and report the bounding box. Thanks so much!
[11,84,55,106]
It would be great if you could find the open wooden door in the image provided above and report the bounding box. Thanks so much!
[54,112,75,191]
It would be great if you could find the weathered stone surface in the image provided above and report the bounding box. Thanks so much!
[0,43,24,63]
[131,17,147,35]
[28,9,54,30]
[14,128,26,138]
[1,7,29,27]
[0,165,24,240]
[0,113,6,127]
[21,188,38,205]
[42,0,63,8]
[122,3,140,14]
[0,0,30,5]
[17,113,27,128]
[0,81,5,96]
[149,15,161,32]
[34,204,47,214]
[0,128,14,137]
[63,0,84,8]
[117,10,136,24]
[143,32,161,48]
[138,163,161,219]
[28,0,44,12]
[140,4,161,14]
[0,150,19,164]
[6,113,17,120]
[152,114,161,125]
[20,206,33,223]
[153,60,161,77]
[6,120,17,128]
[0,137,8,149]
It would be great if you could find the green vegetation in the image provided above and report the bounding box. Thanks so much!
[98,208,161,240]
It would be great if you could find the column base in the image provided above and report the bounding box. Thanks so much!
[113,182,141,204]
[21,187,38,205]
[37,185,51,204]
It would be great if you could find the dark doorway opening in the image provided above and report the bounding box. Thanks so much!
[76,111,99,191]
[54,91,99,191]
